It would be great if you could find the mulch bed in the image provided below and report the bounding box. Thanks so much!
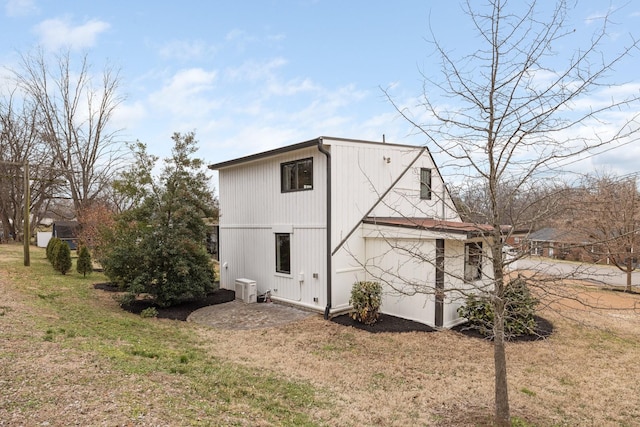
[93,282,553,340]
[93,283,235,321]
[451,315,554,342]
[331,312,553,341]
[331,313,437,333]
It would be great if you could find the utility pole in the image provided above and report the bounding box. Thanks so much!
[0,160,30,266]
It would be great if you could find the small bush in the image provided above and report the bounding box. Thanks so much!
[458,277,538,338]
[140,307,158,318]
[349,281,382,325]
[46,237,62,263]
[113,293,135,307]
[53,241,72,275]
[76,245,93,277]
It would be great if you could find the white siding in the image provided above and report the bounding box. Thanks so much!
[217,146,327,311]
[214,137,481,326]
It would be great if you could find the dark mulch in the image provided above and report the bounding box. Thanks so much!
[93,283,235,321]
[451,315,554,342]
[331,312,553,341]
[93,282,553,340]
[331,313,436,333]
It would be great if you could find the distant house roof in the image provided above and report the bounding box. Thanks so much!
[527,227,588,244]
[363,217,494,238]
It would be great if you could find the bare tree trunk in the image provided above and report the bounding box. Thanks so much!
[493,313,510,425]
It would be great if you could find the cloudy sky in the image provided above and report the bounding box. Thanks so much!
[1,0,639,188]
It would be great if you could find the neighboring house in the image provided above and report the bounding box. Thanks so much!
[526,227,591,260]
[209,136,494,328]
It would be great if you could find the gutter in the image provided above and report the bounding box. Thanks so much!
[317,138,332,320]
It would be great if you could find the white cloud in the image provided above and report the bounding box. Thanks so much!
[149,68,220,116]
[158,39,217,61]
[5,0,38,17]
[225,57,287,82]
[33,17,110,51]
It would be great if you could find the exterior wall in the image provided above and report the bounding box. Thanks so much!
[215,137,473,324]
[363,227,493,328]
[325,138,461,310]
[217,146,327,311]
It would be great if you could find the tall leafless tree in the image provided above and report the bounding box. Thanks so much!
[0,90,60,242]
[569,173,640,291]
[12,49,126,214]
[382,1,639,424]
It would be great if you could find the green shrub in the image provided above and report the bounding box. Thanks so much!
[114,292,136,307]
[457,277,538,338]
[53,241,72,275]
[140,307,158,318]
[349,281,382,325]
[46,237,62,263]
[76,245,93,277]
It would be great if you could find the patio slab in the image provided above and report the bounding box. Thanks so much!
[187,300,316,330]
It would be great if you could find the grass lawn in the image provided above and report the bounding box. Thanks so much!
[1,243,640,426]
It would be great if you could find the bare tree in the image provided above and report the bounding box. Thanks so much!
[12,49,126,214]
[0,90,60,242]
[382,1,639,424]
[570,173,640,291]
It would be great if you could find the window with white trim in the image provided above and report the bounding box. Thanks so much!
[464,242,483,281]
[420,168,432,200]
[275,233,291,274]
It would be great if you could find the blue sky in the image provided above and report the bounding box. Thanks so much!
[1,0,639,189]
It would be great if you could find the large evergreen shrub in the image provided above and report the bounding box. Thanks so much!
[349,281,382,325]
[457,277,538,338]
[100,132,216,306]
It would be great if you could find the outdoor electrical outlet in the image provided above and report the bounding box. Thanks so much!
[313,297,318,302]
[313,273,318,279]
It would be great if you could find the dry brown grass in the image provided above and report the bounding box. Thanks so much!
[193,284,640,426]
[2,244,640,426]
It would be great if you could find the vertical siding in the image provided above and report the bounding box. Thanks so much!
[325,138,462,310]
[217,146,327,310]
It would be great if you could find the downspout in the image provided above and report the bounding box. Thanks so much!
[317,138,332,319]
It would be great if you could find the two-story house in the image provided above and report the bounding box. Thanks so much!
[208,136,493,328]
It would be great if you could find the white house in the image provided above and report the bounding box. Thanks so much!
[208,136,494,328]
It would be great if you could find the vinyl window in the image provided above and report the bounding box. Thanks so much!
[281,158,313,192]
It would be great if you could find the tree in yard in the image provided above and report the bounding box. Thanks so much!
[53,241,72,275]
[76,245,93,277]
[0,90,60,242]
[383,1,639,424]
[100,132,216,306]
[12,49,126,214]
[570,173,640,292]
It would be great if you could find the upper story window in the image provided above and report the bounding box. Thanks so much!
[281,158,313,192]
[420,168,432,200]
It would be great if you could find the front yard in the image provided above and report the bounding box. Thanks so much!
[1,244,639,426]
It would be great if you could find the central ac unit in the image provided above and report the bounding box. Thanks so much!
[234,278,257,303]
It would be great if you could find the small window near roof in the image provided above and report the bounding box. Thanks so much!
[420,168,432,200]
[281,158,313,192]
